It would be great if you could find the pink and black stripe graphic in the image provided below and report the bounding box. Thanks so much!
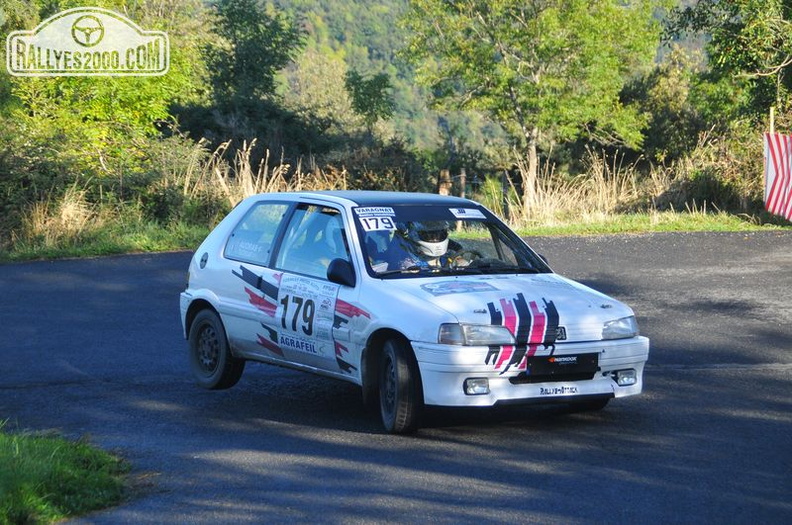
[233,265,284,355]
[333,299,371,329]
[257,324,283,356]
[484,293,560,373]
[334,342,357,373]
[333,300,370,373]
[234,265,280,316]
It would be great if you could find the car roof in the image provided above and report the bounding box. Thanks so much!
[290,190,477,208]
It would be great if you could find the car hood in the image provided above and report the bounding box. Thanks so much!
[386,273,635,344]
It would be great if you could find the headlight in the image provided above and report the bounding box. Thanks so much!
[602,316,639,340]
[438,324,515,346]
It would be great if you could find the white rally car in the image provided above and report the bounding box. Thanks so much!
[180,191,648,433]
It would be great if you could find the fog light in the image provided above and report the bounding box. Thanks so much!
[464,378,490,395]
[614,369,637,386]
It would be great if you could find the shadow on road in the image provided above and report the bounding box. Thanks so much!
[1,233,790,523]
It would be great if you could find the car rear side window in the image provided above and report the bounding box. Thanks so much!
[225,202,290,266]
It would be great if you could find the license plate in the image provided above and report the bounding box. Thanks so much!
[525,353,598,377]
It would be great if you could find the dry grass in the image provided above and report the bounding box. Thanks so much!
[17,185,103,248]
[181,139,348,208]
[9,130,775,261]
[501,148,644,228]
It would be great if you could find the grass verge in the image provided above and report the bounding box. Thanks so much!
[0,427,128,524]
[1,210,788,263]
[0,220,211,263]
[516,209,790,236]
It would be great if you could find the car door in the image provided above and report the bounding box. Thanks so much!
[266,202,352,373]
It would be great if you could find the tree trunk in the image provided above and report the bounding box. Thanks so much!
[438,169,452,195]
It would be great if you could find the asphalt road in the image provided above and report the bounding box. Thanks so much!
[1,231,790,524]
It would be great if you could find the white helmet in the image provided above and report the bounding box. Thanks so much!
[412,222,449,257]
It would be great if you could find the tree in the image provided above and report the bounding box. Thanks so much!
[667,0,792,121]
[402,0,667,213]
[280,46,363,136]
[623,45,709,162]
[344,69,395,136]
[207,0,304,108]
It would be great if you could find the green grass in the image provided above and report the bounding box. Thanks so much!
[0,220,211,263]
[0,427,128,524]
[1,211,789,264]
[515,210,790,236]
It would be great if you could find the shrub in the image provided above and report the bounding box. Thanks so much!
[651,124,765,213]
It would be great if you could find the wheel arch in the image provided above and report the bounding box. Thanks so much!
[184,298,219,339]
[361,328,423,404]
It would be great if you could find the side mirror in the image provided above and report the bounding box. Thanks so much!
[327,258,356,287]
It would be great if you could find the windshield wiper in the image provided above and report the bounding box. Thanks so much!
[492,266,541,274]
[375,265,427,276]
[376,264,483,277]
[434,266,483,275]
[472,263,540,274]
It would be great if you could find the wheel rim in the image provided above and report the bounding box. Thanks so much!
[382,354,396,414]
[196,323,220,375]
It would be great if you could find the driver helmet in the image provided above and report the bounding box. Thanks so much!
[410,221,449,257]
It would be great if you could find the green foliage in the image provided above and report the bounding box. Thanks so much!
[3,199,214,261]
[272,0,490,156]
[0,0,217,241]
[339,139,434,193]
[0,0,214,189]
[176,0,313,157]
[0,429,128,523]
[654,120,767,213]
[0,0,787,260]
[402,0,668,152]
[667,0,792,120]
[622,45,730,162]
[472,175,519,221]
[207,0,304,107]
[344,69,395,131]
[279,47,363,137]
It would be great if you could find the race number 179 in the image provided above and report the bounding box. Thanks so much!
[359,217,396,232]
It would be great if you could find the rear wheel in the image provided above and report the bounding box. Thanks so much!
[188,309,245,390]
[379,338,422,434]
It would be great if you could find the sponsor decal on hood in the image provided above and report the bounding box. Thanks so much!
[484,293,560,373]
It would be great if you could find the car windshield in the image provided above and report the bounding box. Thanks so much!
[352,204,551,278]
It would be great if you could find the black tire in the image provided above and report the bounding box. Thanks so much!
[188,309,245,390]
[379,338,422,434]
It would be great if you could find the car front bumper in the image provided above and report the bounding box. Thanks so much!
[412,336,649,407]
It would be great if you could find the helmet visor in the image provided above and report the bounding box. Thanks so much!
[417,228,448,243]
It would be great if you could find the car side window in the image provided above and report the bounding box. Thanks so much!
[275,204,350,279]
[224,202,289,266]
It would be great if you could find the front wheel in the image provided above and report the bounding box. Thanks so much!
[188,309,245,390]
[379,338,422,434]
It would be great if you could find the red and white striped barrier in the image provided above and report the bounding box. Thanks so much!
[763,133,792,221]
